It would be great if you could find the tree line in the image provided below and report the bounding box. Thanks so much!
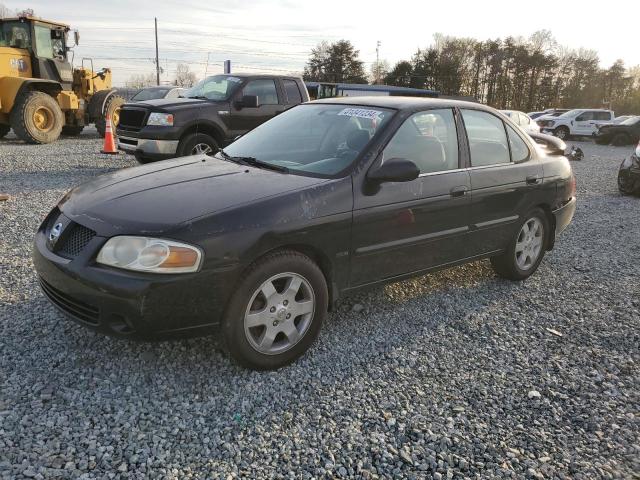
[304,32,640,115]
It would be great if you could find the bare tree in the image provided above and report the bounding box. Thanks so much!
[0,2,15,18]
[125,73,157,89]
[174,64,197,87]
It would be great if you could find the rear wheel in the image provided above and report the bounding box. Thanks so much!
[553,126,569,140]
[177,133,219,157]
[0,124,10,139]
[222,250,328,370]
[95,94,126,137]
[612,133,630,146]
[61,125,84,136]
[490,208,549,281]
[10,90,64,144]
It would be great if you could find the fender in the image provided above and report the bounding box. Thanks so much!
[0,77,62,114]
[178,118,227,144]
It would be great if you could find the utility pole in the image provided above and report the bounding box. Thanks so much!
[154,17,160,86]
[375,40,381,84]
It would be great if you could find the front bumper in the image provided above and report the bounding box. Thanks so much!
[32,214,237,340]
[117,135,179,161]
[552,197,576,236]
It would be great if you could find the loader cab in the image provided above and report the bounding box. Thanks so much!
[0,16,73,88]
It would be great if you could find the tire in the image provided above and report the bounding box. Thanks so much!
[61,125,84,136]
[221,250,328,370]
[177,133,219,157]
[553,126,569,140]
[618,169,637,196]
[134,152,156,164]
[490,208,550,281]
[95,94,126,137]
[10,90,64,144]
[611,133,630,146]
[0,124,10,138]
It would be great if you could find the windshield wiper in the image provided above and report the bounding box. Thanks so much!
[218,150,289,173]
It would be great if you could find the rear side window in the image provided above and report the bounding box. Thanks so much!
[283,80,303,104]
[243,79,279,105]
[593,111,611,121]
[506,125,530,163]
[461,109,510,167]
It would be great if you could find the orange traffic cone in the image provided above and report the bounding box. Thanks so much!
[100,114,119,155]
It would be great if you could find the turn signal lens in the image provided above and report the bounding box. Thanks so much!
[97,236,202,273]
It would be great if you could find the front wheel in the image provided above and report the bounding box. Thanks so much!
[95,94,126,137]
[177,133,219,157]
[553,126,569,140]
[490,208,549,281]
[222,250,328,370]
[10,90,64,144]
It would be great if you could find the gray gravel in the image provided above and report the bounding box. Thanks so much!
[1,131,639,479]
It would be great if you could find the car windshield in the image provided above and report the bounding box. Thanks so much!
[620,116,639,126]
[221,104,395,177]
[132,88,171,101]
[0,21,31,48]
[182,75,243,100]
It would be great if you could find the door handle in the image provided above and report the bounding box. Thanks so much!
[526,175,542,185]
[450,185,468,197]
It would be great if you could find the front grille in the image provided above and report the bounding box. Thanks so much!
[118,108,147,131]
[57,224,96,258]
[39,277,100,325]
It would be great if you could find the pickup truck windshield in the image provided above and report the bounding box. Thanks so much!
[221,104,395,177]
[183,75,243,101]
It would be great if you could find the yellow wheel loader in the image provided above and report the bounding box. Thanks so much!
[0,14,125,143]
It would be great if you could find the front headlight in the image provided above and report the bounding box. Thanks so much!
[96,236,202,273]
[147,112,174,126]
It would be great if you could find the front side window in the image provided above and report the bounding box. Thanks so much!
[461,109,510,166]
[242,79,279,105]
[222,104,394,177]
[34,25,54,59]
[506,125,530,163]
[576,112,594,121]
[382,109,459,174]
[183,75,243,101]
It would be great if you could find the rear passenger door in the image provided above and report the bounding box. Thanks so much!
[232,79,284,132]
[350,108,472,286]
[461,109,544,255]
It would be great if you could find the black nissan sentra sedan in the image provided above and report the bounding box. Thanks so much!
[34,98,576,369]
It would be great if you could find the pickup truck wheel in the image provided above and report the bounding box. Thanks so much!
[178,133,219,157]
[221,250,328,370]
[553,126,569,140]
[612,133,630,146]
[0,124,10,138]
[490,208,549,281]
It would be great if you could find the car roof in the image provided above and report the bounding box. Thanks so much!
[310,96,489,111]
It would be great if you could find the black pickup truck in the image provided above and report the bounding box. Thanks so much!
[116,74,309,163]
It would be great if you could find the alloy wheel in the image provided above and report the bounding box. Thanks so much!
[191,143,214,155]
[244,272,315,355]
[515,217,544,270]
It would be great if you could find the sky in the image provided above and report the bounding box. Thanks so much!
[4,0,639,86]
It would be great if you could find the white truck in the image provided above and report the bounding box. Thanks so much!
[538,109,615,140]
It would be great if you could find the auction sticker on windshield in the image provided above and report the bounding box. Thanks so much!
[338,108,383,120]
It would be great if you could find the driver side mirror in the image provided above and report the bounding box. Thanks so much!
[236,95,259,109]
[73,30,80,46]
[367,158,420,183]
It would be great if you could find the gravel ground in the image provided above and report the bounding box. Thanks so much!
[0,130,639,479]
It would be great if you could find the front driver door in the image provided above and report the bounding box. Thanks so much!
[232,79,284,132]
[350,108,472,286]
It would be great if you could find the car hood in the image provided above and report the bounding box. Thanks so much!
[60,156,328,234]
[128,97,226,111]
